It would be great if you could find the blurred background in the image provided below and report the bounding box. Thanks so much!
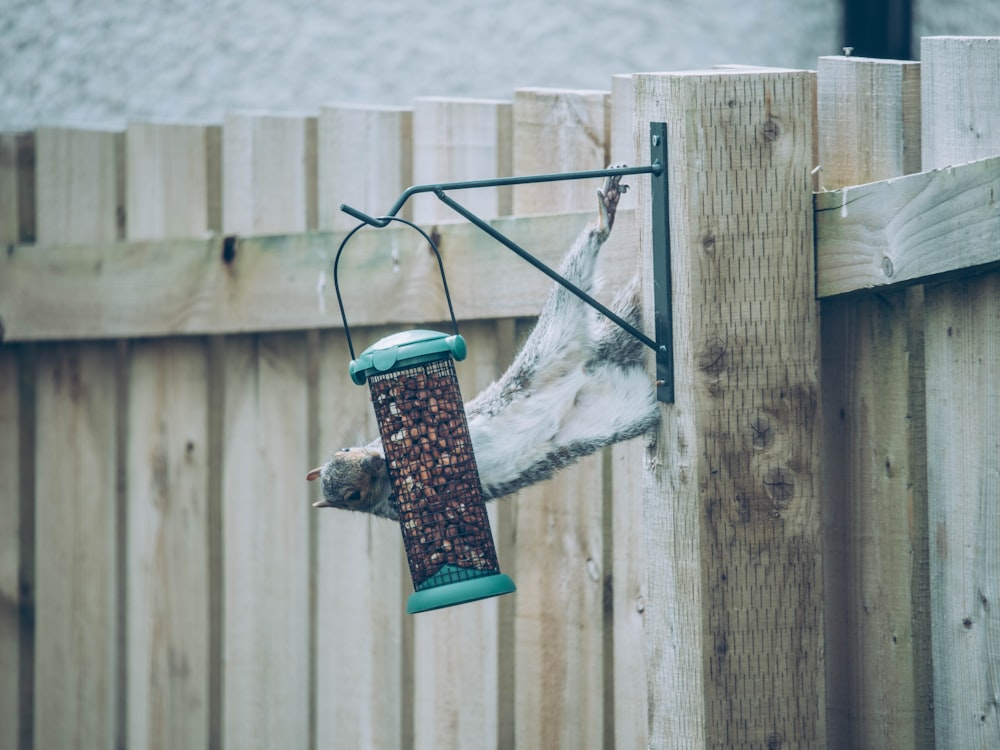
[2,0,998,129]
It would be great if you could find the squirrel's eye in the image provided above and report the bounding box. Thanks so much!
[344,490,362,505]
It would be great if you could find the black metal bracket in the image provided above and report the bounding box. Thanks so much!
[339,122,674,403]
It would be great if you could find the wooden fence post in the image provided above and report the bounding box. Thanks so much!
[921,36,1000,748]
[816,57,933,748]
[635,68,824,747]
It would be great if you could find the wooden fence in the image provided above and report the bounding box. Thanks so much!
[1,35,997,749]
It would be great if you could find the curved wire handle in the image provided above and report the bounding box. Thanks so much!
[333,216,461,360]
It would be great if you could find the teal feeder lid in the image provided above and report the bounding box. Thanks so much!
[349,329,467,385]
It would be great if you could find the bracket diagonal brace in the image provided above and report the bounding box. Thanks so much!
[340,123,674,403]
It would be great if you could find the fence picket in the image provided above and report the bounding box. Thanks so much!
[817,55,932,750]
[509,86,610,749]
[123,122,221,750]
[921,36,1000,749]
[220,114,315,749]
[318,104,412,231]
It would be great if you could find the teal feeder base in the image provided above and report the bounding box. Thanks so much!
[407,564,516,614]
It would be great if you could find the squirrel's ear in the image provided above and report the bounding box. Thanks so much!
[306,466,323,481]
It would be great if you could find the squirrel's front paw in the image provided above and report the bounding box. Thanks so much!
[596,166,629,237]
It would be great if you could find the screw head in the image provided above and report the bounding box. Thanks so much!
[652,134,661,147]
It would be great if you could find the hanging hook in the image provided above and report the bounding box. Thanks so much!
[333,216,460,360]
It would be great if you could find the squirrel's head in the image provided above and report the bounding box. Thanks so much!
[307,447,395,518]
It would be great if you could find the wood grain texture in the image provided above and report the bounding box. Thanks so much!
[921,35,1000,749]
[220,117,313,749]
[636,69,824,748]
[413,321,506,750]
[33,343,119,750]
[1,210,641,341]
[220,334,311,749]
[313,326,405,750]
[0,347,23,750]
[512,88,609,215]
[122,122,218,749]
[509,88,610,748]
[126,122,221,239]
[407,105,512,748]
[34,127,123,245]
[317,104,412,231]
[815,153,1000,297]
[816,54,932,750]
[609,76,648,750]
[126,339,211,750]
[223,113,317,235]
[411,97,512,222]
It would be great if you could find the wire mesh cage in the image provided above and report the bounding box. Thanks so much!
[334,217,515,614]
[359,337,514,612]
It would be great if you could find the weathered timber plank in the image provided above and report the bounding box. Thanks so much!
[318,104,412,232]
[34,343,120,750]
[124,121,219,750]
[313,326,405,750]
[815,153,1000,297]
[512,88,610,215]
[511,86,610,750]
[609,74,647,750]
[412,321,506,750]
[921,35,1000,749]
[412,97,512,222]
[1,210,637,341]
[0,131,36,244]
[220,334,311,750]
[816,54,932,750]
[34,127,124,245]
[126,339,211,750]
[409,97,511,750]
[0,347,23,750]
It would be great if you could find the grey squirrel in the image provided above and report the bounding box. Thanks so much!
[307,171,660,519]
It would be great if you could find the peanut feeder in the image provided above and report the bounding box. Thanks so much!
[350,330,516,614]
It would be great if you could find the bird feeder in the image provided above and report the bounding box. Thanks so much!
[335,218,516,614]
